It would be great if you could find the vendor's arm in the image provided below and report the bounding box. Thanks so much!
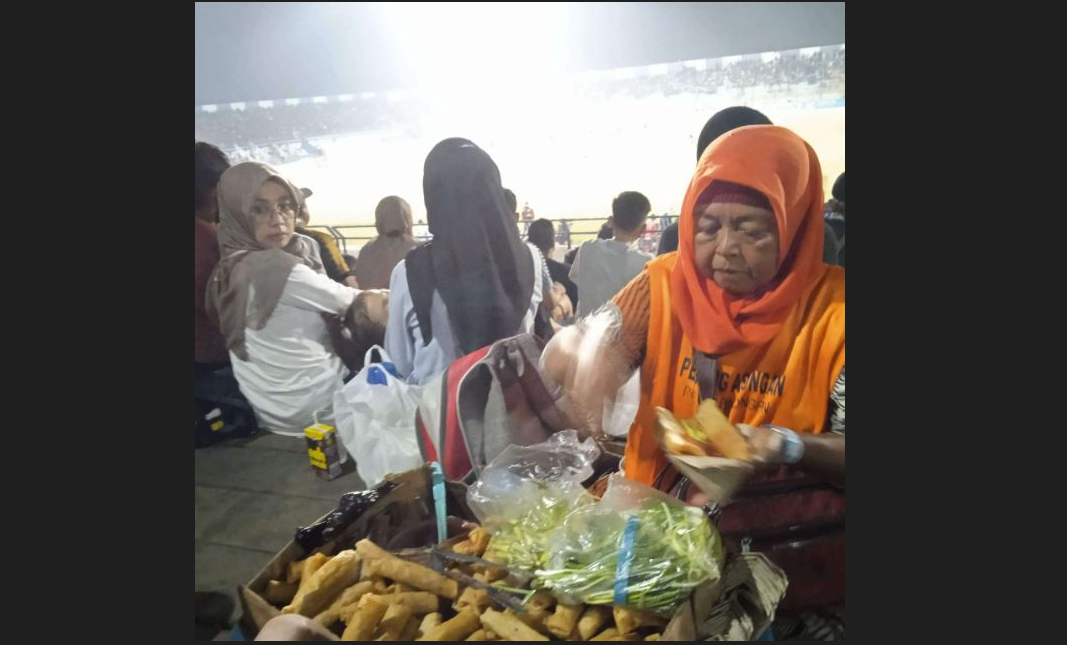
[740,367,846,488]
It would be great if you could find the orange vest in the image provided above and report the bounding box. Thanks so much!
[625,254,846,486]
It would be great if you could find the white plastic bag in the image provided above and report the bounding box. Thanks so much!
[333,346,424,488]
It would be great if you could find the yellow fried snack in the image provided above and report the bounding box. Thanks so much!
[644,634,661,641]
[546,603,584,639]
[452,540,477,556]
[466,629,488,641]
[691,399,751,460]
[479,609,550,641]
[467,527,491,555]
[526,592,555,619]
[314,581,374,627]
[399,616,421,641]
[365,592,439,615]
[290,553,330,597]
[282,553,334,616]
[613,607,668,635]
[417,613,442,638]
[264,580,298,605]
[656,407,713,457]
[356,539,460,600]
[590,628,619,641]
[342,594,389,641]
[373,601,413,641]
[284,550,362,617]
[287,560,305,584]
[577,606,612,641]
[454,586,490,615]
[418,610,482,641]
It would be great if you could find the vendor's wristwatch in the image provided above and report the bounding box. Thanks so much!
[765,425,804,465]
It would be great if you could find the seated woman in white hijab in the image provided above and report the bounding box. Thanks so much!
[206,162,387,437]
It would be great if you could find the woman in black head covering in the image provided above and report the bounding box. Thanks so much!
[385,138,540,384]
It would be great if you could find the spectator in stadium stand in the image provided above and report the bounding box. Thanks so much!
[527,218,579,318]
[205,161,388,438]
[352,195,419,290]
[825,172,845,267]
[503,188,518,220]
[385,138,545,385]
[413,219,429,241]
[569,191,654,317]
[195,142,232,370]
[294,188,355,286]
[557,219,572,247]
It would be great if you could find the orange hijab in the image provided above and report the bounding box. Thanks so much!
[671,125,826,355]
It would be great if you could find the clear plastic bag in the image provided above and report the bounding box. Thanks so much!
[535,476,724,616]
[466,430,600,571]
[539,304,639,439]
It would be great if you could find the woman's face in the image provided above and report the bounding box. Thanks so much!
[250,179,296,248]
[692,201,780,295]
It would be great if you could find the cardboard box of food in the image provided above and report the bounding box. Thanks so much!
[238,465,786,640]
[238,465,475,637]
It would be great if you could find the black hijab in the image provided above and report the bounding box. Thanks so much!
[405,138,534,354]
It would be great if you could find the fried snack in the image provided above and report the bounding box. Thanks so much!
[292,553,330,595]
[314,581,374,627]
[577,606,612,641]
[373,601,413,641]
[483,629,498,640]
[512,609,554,637]
[644,634,661,641]
[467,527,491,555]
[393,583,413,593]
[656,408,714,457]
[370,575,389,594]
[613,607,667,635]
[454,585,490,615]
[692,399,751,460]
[418,610,482,641]
[590,628,619,641]
[356,539,460,600]
[479,609,550,641]
[284,550,362,617]
[466,629,488,641]
[546,603,584,639]
[452,540,477,556]
[264,580,298,605]
[365,592,439,615]
[341,594,389,641]
[526,592,555,619]
[287,560,306,584]
[399,616,421,641]
[417,613,442,638]
[471,564,509,582]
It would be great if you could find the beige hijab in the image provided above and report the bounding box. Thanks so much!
[353,195,418,289]
[205,162,325,360]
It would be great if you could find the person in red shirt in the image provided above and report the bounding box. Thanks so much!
[195,142,231,369]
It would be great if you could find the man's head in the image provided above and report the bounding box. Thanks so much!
[696,106,772,163]
[503,188,518,221]
[295,187,313,228]
[609,191,652,241]
[527,218,555,256]
[831,172,845,212]
[195,141,231,221]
